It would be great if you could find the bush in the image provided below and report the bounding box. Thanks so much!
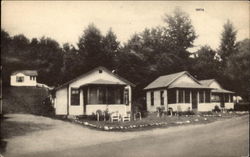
[180,110,195,116]
[212,105,221,112]
[156,106,165,117]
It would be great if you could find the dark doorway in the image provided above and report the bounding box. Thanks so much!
[192,91,198,110]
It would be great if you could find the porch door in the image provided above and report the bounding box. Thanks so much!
[83,89,87,114]
[192,91,198,110]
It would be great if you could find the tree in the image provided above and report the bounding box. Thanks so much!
[61,43,82,83]
[219,20,237,62]
[224,39,250,101]
[163,8,197,59]
[102,28,120,69]
[77,24,104,71]
[191,46,221,80]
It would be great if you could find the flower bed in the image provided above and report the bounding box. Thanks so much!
[69,111,248,131]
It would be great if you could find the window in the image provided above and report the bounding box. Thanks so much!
[160,91,164,106]
[205,91,210,103]
[71,88,80,106]
[124,89,129,106]
[178,89,184,103]
[185,90,190,103]
[168,89,176,104]
[150,91,154,106]
[16,76,24,82]
[199,91,205,103]
[30,76,32,80]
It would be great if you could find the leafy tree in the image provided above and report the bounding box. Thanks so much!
[219,20,237,62]
[224,39,250,100]
[61,43,82,83]
[163,8,197,59]
[102,28,120,69]
[77,24,104,71]
[191,46,221,80]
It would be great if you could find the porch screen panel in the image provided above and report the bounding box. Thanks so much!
[230,94,233,103]
[114,88,123,104]
[185,90,190,103]
[211,94,220,102]
[178,89,184,103]
[168,89,176,104]
[98,87,106,104]
[205,91,210,103]
[199,91,205,103]
[89,87,98,104]
[225,94,229,102]
[107,87,123,104]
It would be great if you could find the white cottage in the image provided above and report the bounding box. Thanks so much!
[199,79,235,110]
[53,66,135,116]
[144,71,213,112]
[10,70,38,86]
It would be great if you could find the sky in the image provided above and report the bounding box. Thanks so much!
[1,1,249,52]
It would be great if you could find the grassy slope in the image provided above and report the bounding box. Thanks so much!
[2,86,53,116]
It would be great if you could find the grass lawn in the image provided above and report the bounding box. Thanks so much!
[71,111,248,131]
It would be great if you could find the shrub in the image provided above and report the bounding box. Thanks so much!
[212,105,221,112]
[156,106,165,117]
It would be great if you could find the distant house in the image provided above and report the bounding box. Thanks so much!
[10,70,38,87]
[144,71,212,112]
[53,66,135,116]
[199,79,235,110]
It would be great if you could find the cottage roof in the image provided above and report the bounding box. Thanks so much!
[169,82,211,89]
[55,66,135,90]
[80,79,126,87]
[199,79,235,94]
[211,89,235,94]
[199,79,215,86]
[144,71,203,90]
[12,70,38,76]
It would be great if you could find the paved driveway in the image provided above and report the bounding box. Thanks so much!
[2,114,249,157]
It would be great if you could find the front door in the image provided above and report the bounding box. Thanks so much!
[192,91,198,110]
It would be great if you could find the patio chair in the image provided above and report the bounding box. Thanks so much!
[122,112,131,122]
[110,112,121,122]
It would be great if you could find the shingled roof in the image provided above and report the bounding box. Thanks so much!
[12,70,38,76]
[199,79,215,86]
[144,71,209,90]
